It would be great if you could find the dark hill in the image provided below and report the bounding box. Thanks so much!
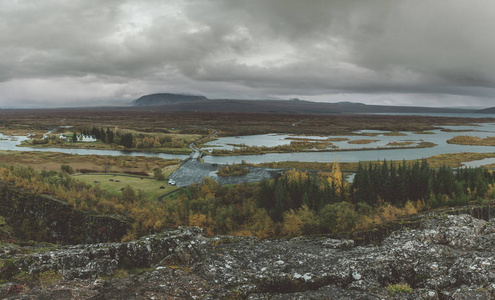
[132,93,208,106]
[478,107,495,113]
[133,98,477,115]
[131,93,482,114]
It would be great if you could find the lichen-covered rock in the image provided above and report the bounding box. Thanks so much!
[193,213,495,298]
[5,213,495,299]
[13,227,206,280]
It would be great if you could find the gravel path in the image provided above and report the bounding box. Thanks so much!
[168,159,281,186]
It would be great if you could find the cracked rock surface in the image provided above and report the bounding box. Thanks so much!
[3,213,495,299]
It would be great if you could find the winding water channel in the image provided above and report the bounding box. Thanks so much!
[202,123,495,167]
[0,134,190,160]
[2,120,495,168]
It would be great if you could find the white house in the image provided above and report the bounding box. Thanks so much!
[78,135,97,142]
[58,134,97,142]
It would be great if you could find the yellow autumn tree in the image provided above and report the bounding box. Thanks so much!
[248,208,276,239]
[199,177,218,198]
[284,169,309,184]
[327,157,348,198]
[281,209,304,237]
[189,213,208,227]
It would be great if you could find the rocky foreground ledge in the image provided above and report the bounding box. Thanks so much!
[1,212,495,299]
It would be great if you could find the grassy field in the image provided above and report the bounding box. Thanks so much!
[253,152,495,171]
[0,108,491,138]
[210,140,436,156]
[19,131,200,155]
[0,149,182,201]
[252,161,359,172]
[386,141,414,146]
[426,152,495,168]
[348,139,378,144]
[19,140,122,150]
[447,135,495,146]
[73,174,179,200]
[383,131,408,136]
[0,150,181,174]
[19,140,192,154]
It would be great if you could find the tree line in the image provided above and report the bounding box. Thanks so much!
[81,127,131,148]
[81,127,188,149]
[174,159,495,237]
[1,160,494,242]
[351,159,493,207]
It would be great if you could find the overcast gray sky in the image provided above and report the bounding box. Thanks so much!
[1,0,494,108]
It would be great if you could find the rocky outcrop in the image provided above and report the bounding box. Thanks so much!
[192,213,495,299]
[11,228,204,281]
[3,212,495,299]
[0,186,129,244]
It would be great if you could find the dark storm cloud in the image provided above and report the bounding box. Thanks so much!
[0,0,494,106]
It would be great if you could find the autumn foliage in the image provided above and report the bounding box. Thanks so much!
[1,158,494,241]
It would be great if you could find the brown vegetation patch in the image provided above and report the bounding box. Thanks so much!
[383,131,407,136]
[386,141,414,147]
[0,108,490,138]
[285,137,349,142]
[348,139,379,144]
[447,135,495,146]
[0,150,179,174]
[216,164,250,177]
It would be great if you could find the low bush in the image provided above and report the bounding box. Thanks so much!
[216,164,250,177]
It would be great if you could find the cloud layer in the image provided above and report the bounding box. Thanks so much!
[1,0,494,107]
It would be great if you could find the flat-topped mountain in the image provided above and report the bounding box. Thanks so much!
[132,93,208,106]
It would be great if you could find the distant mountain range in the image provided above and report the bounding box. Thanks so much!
[478,107,495,114]
[132,93,208,106]
[131,93,491,115]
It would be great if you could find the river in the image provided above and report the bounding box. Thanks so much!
[201,123,495,166]
[2,120,495,167]
[0,134,189,160]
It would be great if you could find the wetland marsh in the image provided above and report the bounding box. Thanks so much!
[1,110,495,187]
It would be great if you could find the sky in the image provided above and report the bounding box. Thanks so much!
[0,0,494,108]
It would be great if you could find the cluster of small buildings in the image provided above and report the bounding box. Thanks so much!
[59,134,97,142]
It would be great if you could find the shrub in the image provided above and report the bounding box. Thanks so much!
[0,259,17,283]
[78,168,99,174]
[153,168,165,181]
[39,270,62,288]
[124,170,149,176]
[3,283,26,295]
[281,209,304,237]
[386,283,413,295]
[319,202,358,233]
[60,164,73,174]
